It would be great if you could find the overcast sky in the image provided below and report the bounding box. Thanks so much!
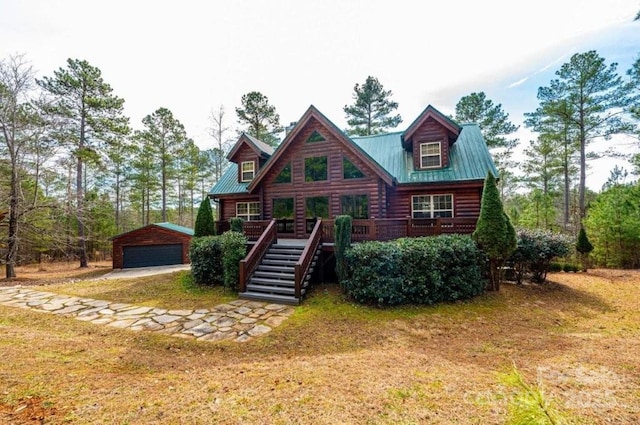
[2,0,639,189]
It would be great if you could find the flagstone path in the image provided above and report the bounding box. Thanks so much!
[0,286,294,343]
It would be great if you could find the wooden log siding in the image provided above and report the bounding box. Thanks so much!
[407,117,450,170]
[259,119,386,238]
[219,195,261,222]
[232,147,260,183]
[386,183,483,219]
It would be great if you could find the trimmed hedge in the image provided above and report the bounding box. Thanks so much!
[220,231,248,290]
[190,236,223,285]
[190,232,248,288]
[343,235,485,306]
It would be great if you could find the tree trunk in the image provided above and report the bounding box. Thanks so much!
[578,109,586,221]
[115,172,121,232]
[162,156,167,222]
[77,113,88,268]
[5,164,19,279]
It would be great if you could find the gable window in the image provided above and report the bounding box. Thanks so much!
[240,161,255,182]
[306,130,326,143]
[274,163,291,184]
[236,202,260,221]
[419,142,442,168]
[343,156,365,179]
[341,194,369,219]
[412,194,453,218]
[304,156,328,182]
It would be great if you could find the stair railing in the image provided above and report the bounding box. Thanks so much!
[239,219,277,292]
[294,219,322,299]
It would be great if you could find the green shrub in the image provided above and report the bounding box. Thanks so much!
[342,241,404,305]
[220,231,247,290]
[563,263,580,273]
[334,215,352,284]
[194,198,216,237]
[549,262,564,272]
[576,227,594,272]
[189,236,223,285]
[343,235,485,306]
[230,217,244,233]
[509,229,572,283]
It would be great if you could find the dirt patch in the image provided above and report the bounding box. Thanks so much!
[0,397,62,424]
[0,261,112,287]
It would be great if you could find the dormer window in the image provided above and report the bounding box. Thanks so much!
[419,142,441,168]
[241,161,255,182]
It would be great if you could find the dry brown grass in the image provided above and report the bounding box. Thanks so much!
[1,269,639,424]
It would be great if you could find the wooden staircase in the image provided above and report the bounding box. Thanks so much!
[239,243,319,305]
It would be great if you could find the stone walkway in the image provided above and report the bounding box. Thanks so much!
[0,286,294,343]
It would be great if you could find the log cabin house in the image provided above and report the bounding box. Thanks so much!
[209,104,497,304]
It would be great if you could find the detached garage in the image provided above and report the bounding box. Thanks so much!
[111,222,194,269]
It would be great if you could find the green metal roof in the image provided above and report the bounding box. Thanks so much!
[209,121,497,197]
[209,163,250,196]
[154,222,194,236]
[352,124,497,183]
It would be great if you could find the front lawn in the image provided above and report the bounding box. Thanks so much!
[1,269,638,424]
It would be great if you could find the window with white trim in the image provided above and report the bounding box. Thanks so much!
[419,142,442,168]
[236,202,260,221]
[411,194,453,218]
[240,161,255,182]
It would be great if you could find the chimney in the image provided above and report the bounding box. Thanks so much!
[285,121,297,135]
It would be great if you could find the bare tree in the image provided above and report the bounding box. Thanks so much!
[209,105,233,182]
[0,54,44,278]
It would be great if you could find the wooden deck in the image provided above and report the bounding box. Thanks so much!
[219,217,477,244]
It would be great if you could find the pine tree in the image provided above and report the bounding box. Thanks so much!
[343,76,402,136]
[37,58,129,268]
[235,91,282,147]
[576,227,594,272]
[194,198,216,237]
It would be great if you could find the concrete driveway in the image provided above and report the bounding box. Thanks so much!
[99,264,190,280]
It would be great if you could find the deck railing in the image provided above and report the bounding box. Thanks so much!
[321,217,477,243]
[239,219,277,292]
[294,219,322,299]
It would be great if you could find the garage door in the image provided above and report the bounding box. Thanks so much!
[122,244,183,268]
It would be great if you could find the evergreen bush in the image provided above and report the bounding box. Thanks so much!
[509,229,572,283]
[472,173,516,291]
[230,217,244,233]
[193,198,216,237]
[189,236,223,285]
[576,227,594,272]
[343,235,485,306]
[220,231,247,290]
[334,215,352,283]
